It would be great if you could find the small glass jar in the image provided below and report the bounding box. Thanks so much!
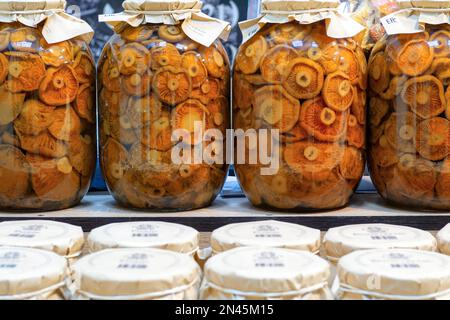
[0,23,96,211]
[233,20,367,211]
[367,24,450,210]
[98,23,230,211]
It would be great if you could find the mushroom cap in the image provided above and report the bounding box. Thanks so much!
[14,99,55,136]
[397,40,434,76]
[339,146,364,180]
[322,71,355,112]
[401,75,445,119]
[101,138,129,187]
[73,51,95,84]
[48,106,81,142]
[5,52,46,93]
[39,65,80,106]
[260,45,299,83]
[235,35,268,75]
[384,112,417,153]
[0,85,26,126]
[152,66,192,105]
[181,51,208,88]
[39,39,74,68]
[415,117,450,161]
[283,57,324,99]
[74,84,95,124]
[0,144,29,200]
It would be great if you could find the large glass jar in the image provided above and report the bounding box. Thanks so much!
[233,21,367,211]
[0,23,96,211]
[99,24,230,210]
[368,25,450,210]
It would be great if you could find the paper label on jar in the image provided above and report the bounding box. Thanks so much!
[0,1,93,43]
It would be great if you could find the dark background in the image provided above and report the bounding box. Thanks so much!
[65,0,249,190]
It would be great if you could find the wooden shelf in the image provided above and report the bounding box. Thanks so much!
[0,193,449,232]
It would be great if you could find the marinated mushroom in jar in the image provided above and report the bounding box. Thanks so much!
[99,24,230,210]
[0,23,96,211]
[368,24,450,209]
[233,21,367,211]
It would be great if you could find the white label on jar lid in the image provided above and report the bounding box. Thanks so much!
[213,220,320,251]
[0,220,80,246]
[221,248,315,273]
[0,247,59,276]
[84,249,185,276]
[331,224,430,245]
[348,249,450,276]
[101,222,196,245]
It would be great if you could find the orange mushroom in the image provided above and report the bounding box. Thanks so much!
[191,78,220,105]
[10,27,40,53]
[123,70,153,97]
[119,43,151,76]
[336,46,360,84]
[39,65,79,106]
[436,158,450,200]
[18,131,67,158]
[150,43,182,70]
[101,138,129,187]
[39,40,73,67]
[379,76,408,100]
[200,45,228,79]
[397,40,433,76]
[339,146,364,180]
[281,123,309,143]
[346,114,365,149]
[5,52,46,93]
[0,53,8,84]
[322,71,355,112]
[101,57,121,92]
[0,28,10,51]
[368,52,390,94]
[415,117,450,161]
[369,97,389,128]
[152,66,192,105]
[284,141,343,181]
[171,99,209,145]
[401,75,445,119]
[74,84,95,124]
[254,85,300,133]
[0,145,29,200]
[351,88,366,125]
[233,74,254,110]
[27,154,80,202]
[73,51,95,84]
[430,30,450,58]
[395,155,437,199]
[372,135,400,167]
[121,25,155,42]
[260,45,299,83]
[127,94,163,128]
[68,134,95,177]
[282,57,324,99]
[0,85,26,126]
[181,51,208,88]
[269,22,311,44]
[300,97,347,142]
[384,112,417,153]
[158,25,186,43]
[14,99,55,135]
[48,106,81,142]
[109,113,138,146]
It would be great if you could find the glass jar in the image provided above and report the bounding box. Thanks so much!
[233,21,367,211]
[0,23,96,211]
[98,24,230,210]
[367,25,450,210]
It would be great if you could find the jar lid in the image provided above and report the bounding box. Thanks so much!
[211,220,321,254]
[87,222,199,255]
[381,0,450,35]
[0,220,84,258]
[99,0,231,47]
[337,249,450,299]
[437,224,450,256]
[203,247,330,296]
[72,248,202,299]
[239,0,365,43]
[323,224,437,262]
[0,246,67,299]
[0,0,93,44]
